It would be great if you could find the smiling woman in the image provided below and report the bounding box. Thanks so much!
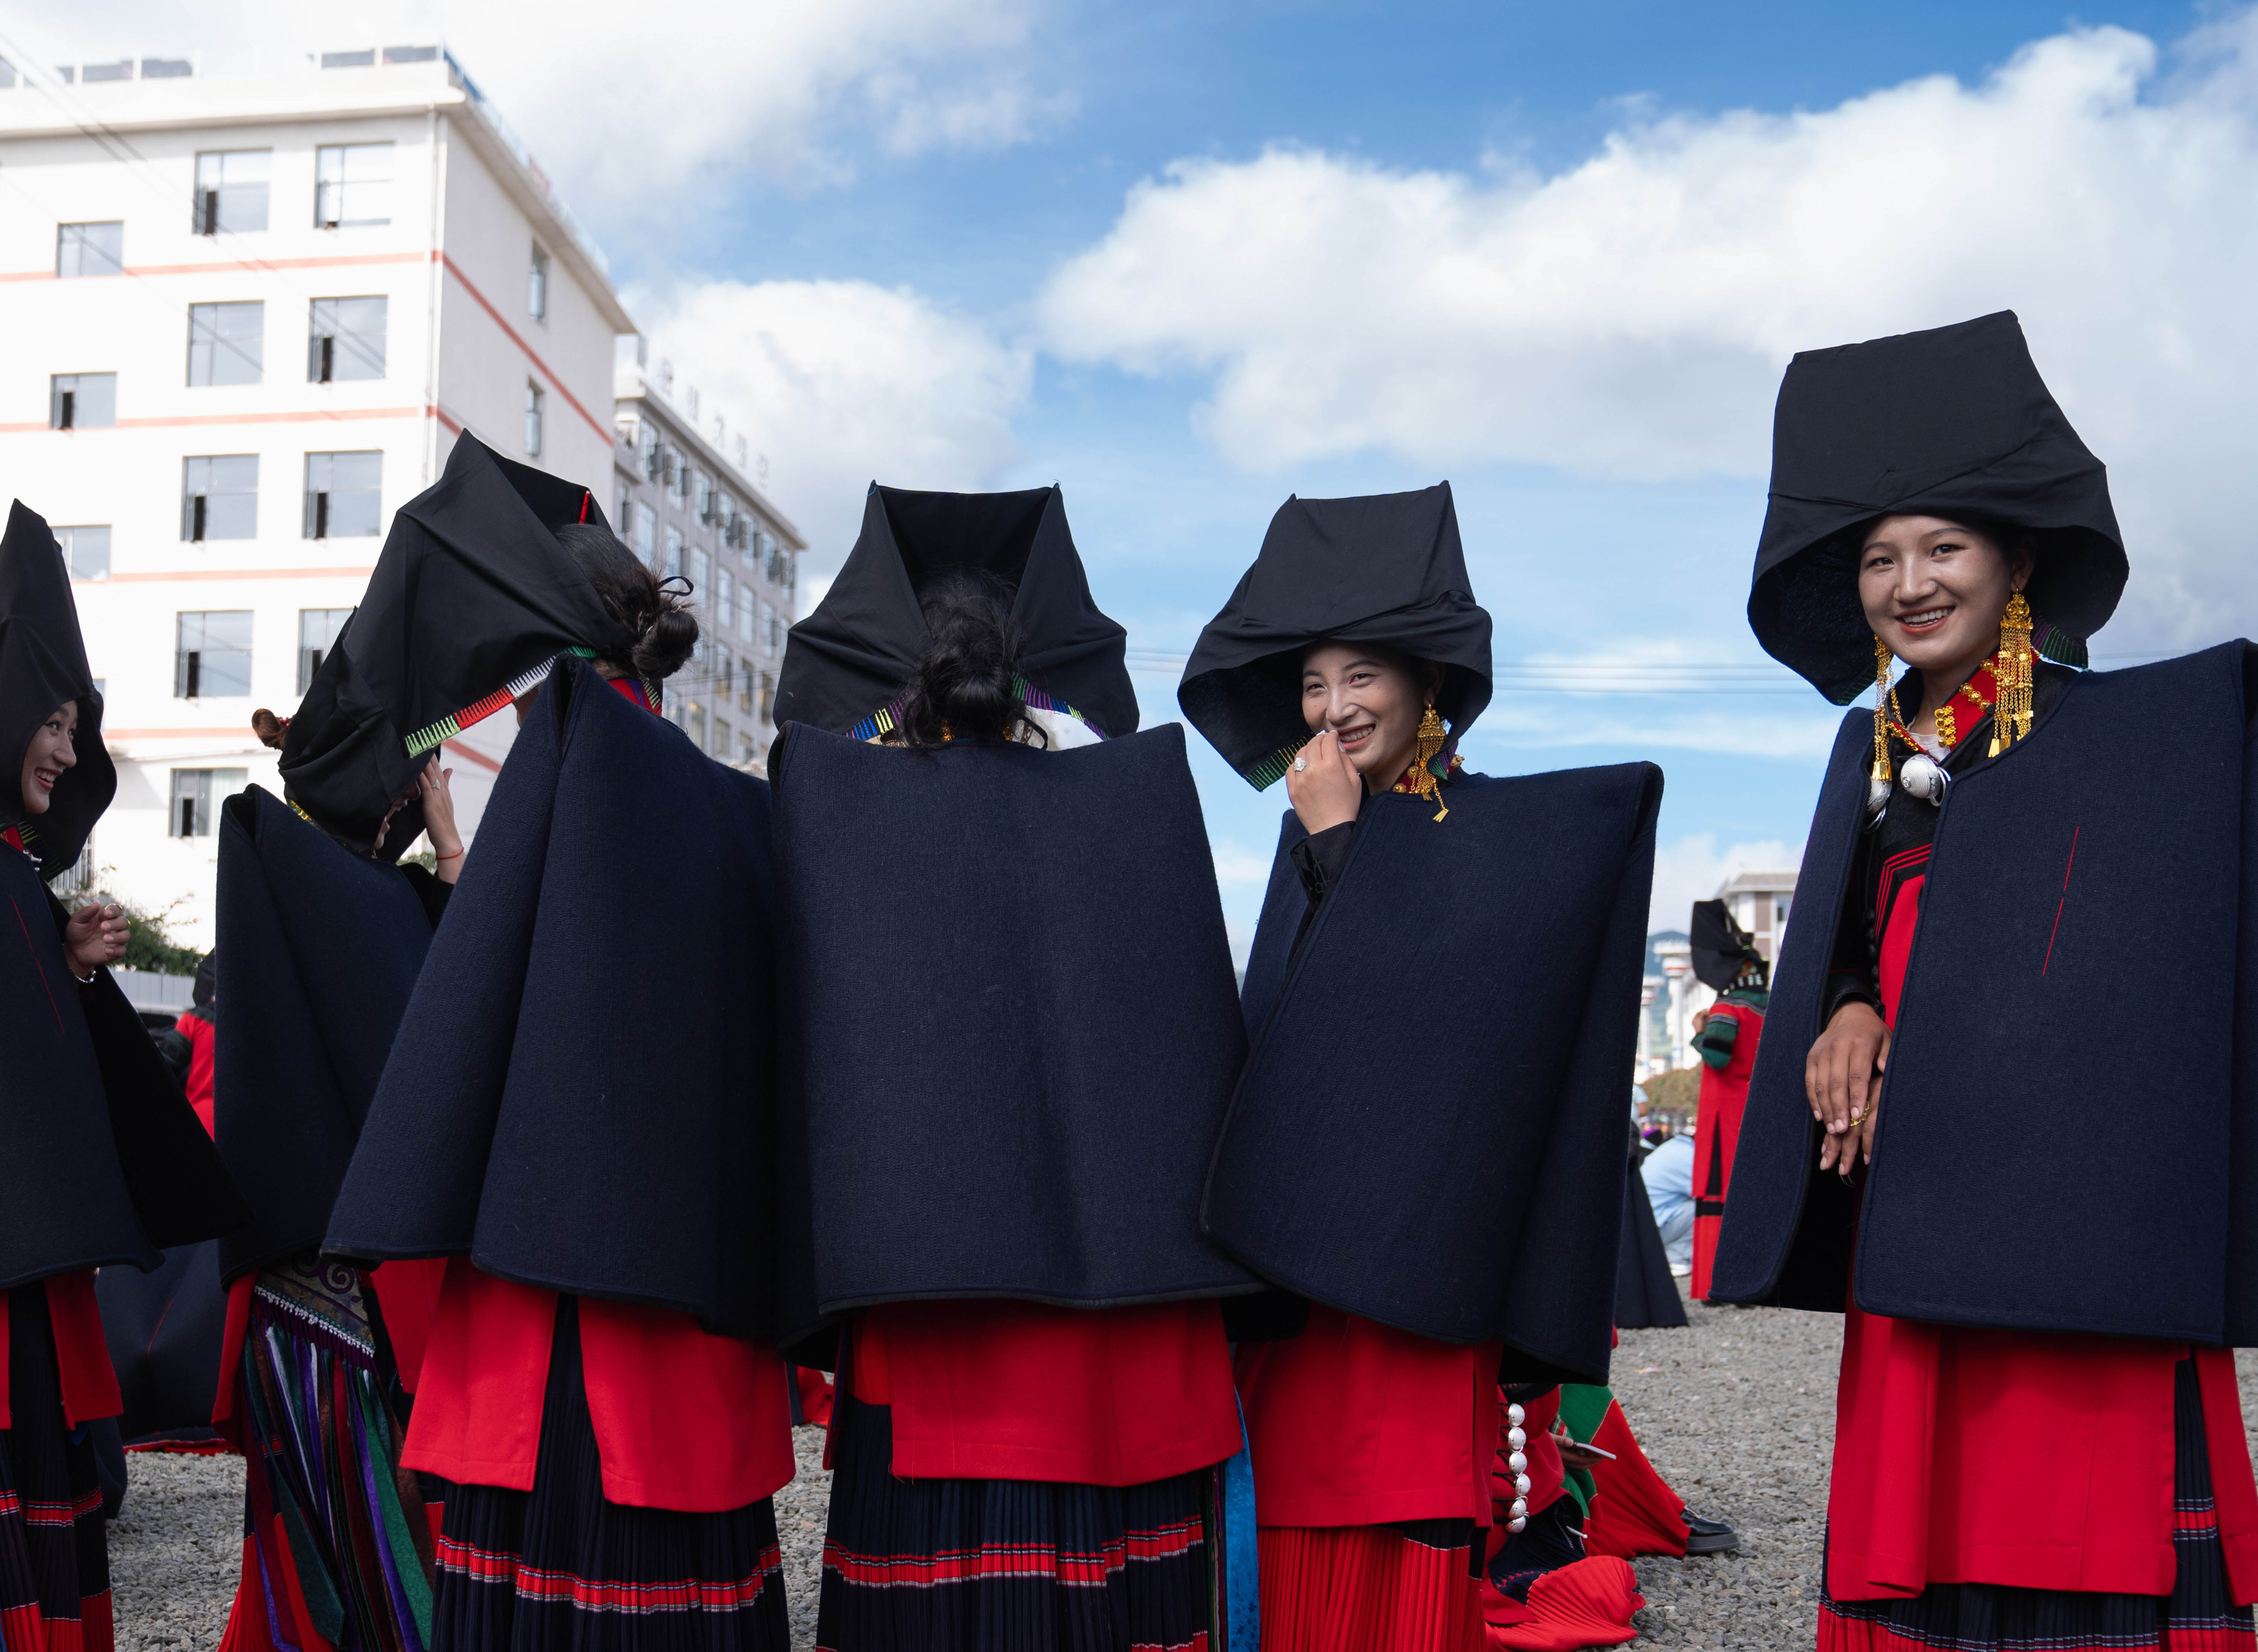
[0,499,248,1652]
[1714,311,2258,1652]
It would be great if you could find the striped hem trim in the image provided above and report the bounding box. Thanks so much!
[822,1516,1199,1592]
[403,646,597,757]
[435,1532,784,1613]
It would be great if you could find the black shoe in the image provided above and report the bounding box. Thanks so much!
[1682,1512,1739,1555]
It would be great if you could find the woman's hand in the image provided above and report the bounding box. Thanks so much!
[1808,999,1889,1179]
[63,901,128,980]
[1285,729,1362,836]
[419,758,466,884]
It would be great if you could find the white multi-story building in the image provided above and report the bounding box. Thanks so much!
[0,46,633,947]
[611,349,804,772]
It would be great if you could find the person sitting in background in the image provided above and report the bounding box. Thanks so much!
[1642,1126,1696,1275]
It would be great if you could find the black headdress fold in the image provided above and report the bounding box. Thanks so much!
[325,658,779,1337]
[771,723,1257,1343]
[1,501,115,877]
[1180,484,1493,789]
[279,433,626,856]
[1690,899,1765,993]
[774,484,1136,741]
[1749,312,2126,704]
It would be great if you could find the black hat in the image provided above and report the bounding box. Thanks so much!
[0,501,115,878]
[279,433,628,856]
[1180,483,1492,788]
[1690,898,1765,993]
[1750,312,2127,704]
[775,484,1137,741]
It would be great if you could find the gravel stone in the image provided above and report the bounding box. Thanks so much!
[99,1297,2258,1650]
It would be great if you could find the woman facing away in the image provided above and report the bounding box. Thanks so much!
[0,500,247,1651]
[772,484,1251,1651]
[323,513,798,1650]
[1711,311,2258,1652]
[1181,484,1661,1652]
[208,435,638,1652]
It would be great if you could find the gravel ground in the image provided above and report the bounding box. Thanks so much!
[103,1299,2258,1651]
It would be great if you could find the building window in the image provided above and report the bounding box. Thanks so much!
[689,547,710,598]
[685,699,707,751]
[759,671,776,724]
[315,141,393,229]
[54,526,110,581]
[298,608,351,692]
[168,767,248,837]
[308,296,387,381]
[50,373,116,429]
[662,526,683,579]
[739,732,758,765]
[56,222,124,277]
[304,451,382,539]
[187,301,264,386]
[632,501,656,562]
[675,462,695,504]
[524,381,544,457]
[737,652,754,714]
[760,599,779,657]
[714,646,734,704]
[528,243,548,320]
[174,611,253,699]
[193,149,270,234]
[716,568,734,634]
[182,455,258,541]
[614,481,630,532]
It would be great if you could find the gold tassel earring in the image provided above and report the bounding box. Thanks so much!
[1412,702,1449,822]
[1869,636,1893,809]
[1989,591,2034,757]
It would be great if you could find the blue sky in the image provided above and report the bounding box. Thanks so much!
[19,0,2257,952]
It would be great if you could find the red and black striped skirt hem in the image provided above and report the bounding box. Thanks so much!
[1,1287,114,1652]
[816,1387,1213,1652]
[1820,1359,2255,1652]
[429,1297,787,1649]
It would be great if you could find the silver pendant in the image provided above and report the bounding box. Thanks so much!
[1899,752,1949,802]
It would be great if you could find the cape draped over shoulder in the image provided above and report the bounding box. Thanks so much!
[324,656,779,1337]
[770,722,1257,1342]
[1209,764,1662,1381]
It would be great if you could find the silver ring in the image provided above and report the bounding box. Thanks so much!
[1292,756,1307,772]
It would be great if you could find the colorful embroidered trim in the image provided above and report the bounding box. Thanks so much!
[1011,674,1110,740]
[848,676,1108,744]
[404,646,597,757]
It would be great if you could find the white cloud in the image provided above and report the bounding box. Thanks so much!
[628,278,1033,568]
[5,0,1061,219]
[1648,832,1803,935]
[1039,16,2258,649]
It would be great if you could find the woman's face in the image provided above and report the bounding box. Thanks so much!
[1857,515,2030,675]
[20,700,78,816]
[1301,643,1431,787]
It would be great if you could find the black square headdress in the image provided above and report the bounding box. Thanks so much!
[1749,311,2127,704]
[1179,483,1493,788]
[774,483,1137,742]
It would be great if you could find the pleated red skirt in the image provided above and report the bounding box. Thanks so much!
[1257,1523,1483,1652]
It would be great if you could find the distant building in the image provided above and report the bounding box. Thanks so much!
[0,46,633,946]
[611,348,804,771]
[1715,869,1797,963]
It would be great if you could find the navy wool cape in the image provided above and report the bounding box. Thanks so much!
[1210,764,1663,1383]
[213,786,441,1283]
[323,658,780,1337]
[770,723,1259,1349]
[1711,642,2258,1345]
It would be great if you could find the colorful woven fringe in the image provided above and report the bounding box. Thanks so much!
[224,1253,433,1652]
[403,648,597,758]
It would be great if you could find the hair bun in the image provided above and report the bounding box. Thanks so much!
[898,571,1040,747]
[555,523,699,682]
